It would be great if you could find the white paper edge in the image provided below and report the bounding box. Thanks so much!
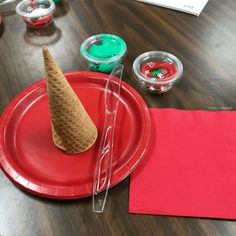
[136,0,209,16]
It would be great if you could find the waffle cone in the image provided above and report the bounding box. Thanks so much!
[42,46,98,154]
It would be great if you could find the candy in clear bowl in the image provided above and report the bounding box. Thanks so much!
[133,51,183,94]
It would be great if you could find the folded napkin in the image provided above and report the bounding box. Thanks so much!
[129,108,236,219]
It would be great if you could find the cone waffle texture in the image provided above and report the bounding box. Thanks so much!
[42,46,98,154]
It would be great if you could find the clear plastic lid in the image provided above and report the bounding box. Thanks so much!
[16,0,55,18]
[80,34,127,63]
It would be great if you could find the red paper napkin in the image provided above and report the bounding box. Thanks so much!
[129,108,236,219]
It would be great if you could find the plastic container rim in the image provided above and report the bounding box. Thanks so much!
[80,34,127,64]
[16,0,55,18]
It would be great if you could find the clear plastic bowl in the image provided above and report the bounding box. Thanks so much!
[133,51,183,94]
[16,0,56,28]
[80,34,127,74]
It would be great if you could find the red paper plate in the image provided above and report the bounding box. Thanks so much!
[0,71,151,199]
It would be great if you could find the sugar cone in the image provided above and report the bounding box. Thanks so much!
[42,46,98,154]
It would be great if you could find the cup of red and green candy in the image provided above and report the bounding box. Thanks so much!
[132,51,183,94]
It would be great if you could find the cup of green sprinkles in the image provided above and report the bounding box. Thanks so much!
[80,34,127,74]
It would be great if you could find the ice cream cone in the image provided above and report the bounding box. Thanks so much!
[42,46,98,154]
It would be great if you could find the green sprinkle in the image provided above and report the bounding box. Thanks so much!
[151,68,162,76]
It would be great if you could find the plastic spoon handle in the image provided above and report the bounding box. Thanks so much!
[92,65,124,213]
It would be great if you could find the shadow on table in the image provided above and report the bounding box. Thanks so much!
[0,21,4,38]
[17,176,129,207]
[54,0,70,18]
[23,23,62,46]
[18,186,91,206]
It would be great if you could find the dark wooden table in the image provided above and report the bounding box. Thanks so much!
[1,0,236,235]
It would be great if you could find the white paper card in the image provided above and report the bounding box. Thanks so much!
[136,0,209,16]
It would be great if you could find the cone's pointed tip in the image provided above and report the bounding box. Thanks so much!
[42,46,50,58]
[42,45,48,51]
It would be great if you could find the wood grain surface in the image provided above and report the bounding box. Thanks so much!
[1,0,236,235]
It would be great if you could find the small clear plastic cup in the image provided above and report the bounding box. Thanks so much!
[80,34,127,74]
[16,0,56,29]
[133,51,183,94]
